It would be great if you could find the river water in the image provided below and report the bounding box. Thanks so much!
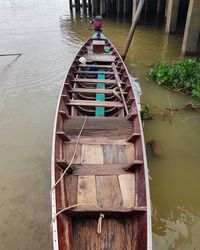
[0,0,199,249]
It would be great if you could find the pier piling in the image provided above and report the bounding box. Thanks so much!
[69,0,200,55]
[165,0,180,33]
[182,0,200,54]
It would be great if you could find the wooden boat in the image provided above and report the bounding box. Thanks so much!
[51,33,152,250]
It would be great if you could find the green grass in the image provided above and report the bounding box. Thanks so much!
[149,58,200,101]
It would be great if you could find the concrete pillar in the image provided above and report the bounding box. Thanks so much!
[165,0,168,18]
[182,0,200,54]
[124,0,127,16]
[117,0,123,16]
[82,0,87,13]
[92,0,96,15]
[88,0,92,13]
[165,0,180,33]
[157,0,166,14]
[69,0,73,11]
[100,0,106,16]
[75,0,81,12]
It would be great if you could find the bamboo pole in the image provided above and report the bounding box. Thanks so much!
[121,0,145,60]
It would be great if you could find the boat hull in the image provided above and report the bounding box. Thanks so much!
[51,35,152,250]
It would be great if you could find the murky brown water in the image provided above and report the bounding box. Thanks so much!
[0,1,200,249]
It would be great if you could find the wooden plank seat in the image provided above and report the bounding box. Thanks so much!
[64,117,132,138]
[72,78,121,84]
[75,71,120,75]
[68,88,127,95]
[71,163,129,175]
[79,64,119,69]
[59,207,147,218]
[67,100,124,108]
[83,54,116,62]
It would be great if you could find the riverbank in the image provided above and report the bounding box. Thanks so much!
[149,58,200,101]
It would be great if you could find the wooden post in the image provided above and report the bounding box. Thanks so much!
[121,0,145,60]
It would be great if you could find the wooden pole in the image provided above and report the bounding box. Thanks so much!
[121,0,145,60]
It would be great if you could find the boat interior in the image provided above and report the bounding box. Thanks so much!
[54,33,147,249]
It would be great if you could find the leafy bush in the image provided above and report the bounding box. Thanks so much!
[149,58,200,100]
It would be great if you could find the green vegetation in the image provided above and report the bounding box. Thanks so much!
[149,58,200,101]
[140,104,150,119]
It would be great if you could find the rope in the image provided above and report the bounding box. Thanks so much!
[52,203,97,222]
[51,115,87,192]
[97,213,104,234]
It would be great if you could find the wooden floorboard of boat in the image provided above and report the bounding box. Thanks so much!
[72,218,133,250]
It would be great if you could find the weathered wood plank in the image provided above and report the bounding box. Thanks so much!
[67,100,124,108]
[69,137,131,145]
[66,207,146,216]
[82,144,103,164]
[84,54,116,62]
[96,176,123,208]
[69,88,127,95]
[65,129,131,138]
[72,164,128,175]
[125,144,135,163]
[77,176,97,207]
[64,117,132,130]
[79,64,115,69]
[72,218,133,250]
[75,71,117,75]
[69,88,115,94]
[118,174,135,208]
[103,145,128,163]
[65,175,78,206]
[72,78,117,84]
[64,143,82,164]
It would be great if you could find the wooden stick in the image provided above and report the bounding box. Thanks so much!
[0,53,21,57]
[121,0,145,60]
[112,63,129,115]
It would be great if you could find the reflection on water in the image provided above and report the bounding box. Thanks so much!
[0,0,199,249]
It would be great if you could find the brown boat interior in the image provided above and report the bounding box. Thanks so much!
[55,36,147,249]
